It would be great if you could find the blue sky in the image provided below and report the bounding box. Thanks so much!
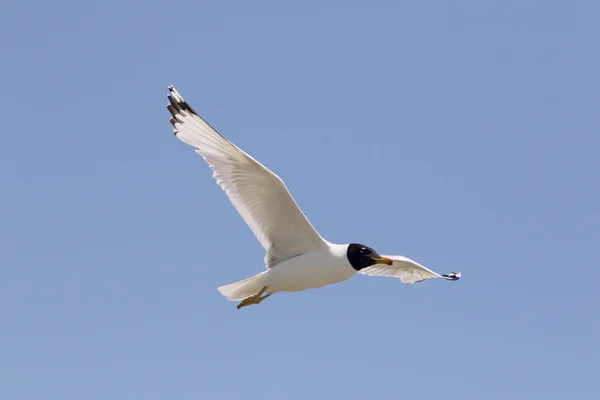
[2,1,599,399]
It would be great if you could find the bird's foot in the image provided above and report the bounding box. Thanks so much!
[237,286,271,309]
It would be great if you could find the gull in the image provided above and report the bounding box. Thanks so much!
[167,86,460,309]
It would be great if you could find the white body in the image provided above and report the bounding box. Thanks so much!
[265,243,354,293]
[219,243,356,301]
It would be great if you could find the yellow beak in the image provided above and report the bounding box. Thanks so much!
[372,256,394,266]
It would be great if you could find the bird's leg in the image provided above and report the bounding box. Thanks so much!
[237,286,269,309]
[255,293,272,305]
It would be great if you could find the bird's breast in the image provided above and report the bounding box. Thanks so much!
[266,249,355,292]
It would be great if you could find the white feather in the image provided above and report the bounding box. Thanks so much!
[167,86,328,268]
[358,255,455,284]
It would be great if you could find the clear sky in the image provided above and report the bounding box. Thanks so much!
[2,1,599,399]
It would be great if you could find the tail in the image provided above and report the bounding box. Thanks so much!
[217,271,267,301]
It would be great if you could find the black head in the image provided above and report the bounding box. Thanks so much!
[346,243,393,271]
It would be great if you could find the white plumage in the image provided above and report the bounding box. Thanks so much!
[359,255,462,284]
[167,86,460,309]
[168,87,327,268]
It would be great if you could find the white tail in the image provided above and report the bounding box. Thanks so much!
[217,271,267,301]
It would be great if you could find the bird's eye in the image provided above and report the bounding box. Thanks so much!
[360,247,369,255]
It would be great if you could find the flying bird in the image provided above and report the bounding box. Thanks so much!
[167,86,460,309]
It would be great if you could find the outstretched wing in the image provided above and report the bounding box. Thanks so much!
[358,255,461,284]
[167,86,329,268]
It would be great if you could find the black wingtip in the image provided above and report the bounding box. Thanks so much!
[167,85,188,133]
[167,85,200,118]
[441,272,461,281]
[166,86,229,141]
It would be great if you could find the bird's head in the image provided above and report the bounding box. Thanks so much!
[346,243,393,271]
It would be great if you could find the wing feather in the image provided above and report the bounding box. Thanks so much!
[167,86,328,267]
[358,255,461,284]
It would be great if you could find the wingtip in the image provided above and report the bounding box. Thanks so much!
[166,85,197,116]
[441,272,461,281]
[167,85,184,103]
[166,85,199,134]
